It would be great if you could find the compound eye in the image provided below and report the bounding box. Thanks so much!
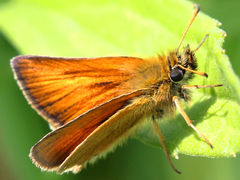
[170,67,184,82]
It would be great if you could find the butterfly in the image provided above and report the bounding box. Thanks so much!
[11,5,222,174]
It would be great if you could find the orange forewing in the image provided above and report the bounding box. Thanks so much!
[29,90,145,171]
[11,56,145,129]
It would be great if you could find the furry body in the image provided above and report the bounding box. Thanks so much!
[11,45,197,173]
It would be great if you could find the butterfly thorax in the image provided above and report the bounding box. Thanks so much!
[133,45,198,116]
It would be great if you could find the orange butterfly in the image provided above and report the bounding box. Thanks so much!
[11,5,222,174]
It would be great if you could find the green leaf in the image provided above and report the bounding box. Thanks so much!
[0,0,239,158]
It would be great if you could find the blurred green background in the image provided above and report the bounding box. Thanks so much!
[0,0,240,180]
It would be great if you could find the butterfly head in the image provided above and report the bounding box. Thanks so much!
[168,45,198,83]
[167,5,208,83]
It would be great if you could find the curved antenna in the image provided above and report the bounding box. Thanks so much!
[176,4,200,54]
[192,34,209,52]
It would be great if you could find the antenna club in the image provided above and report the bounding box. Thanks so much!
[194,4,200,13]
[175,5,200,54]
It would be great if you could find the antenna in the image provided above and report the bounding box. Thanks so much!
[192,34,209,52]
[176,4,200,54]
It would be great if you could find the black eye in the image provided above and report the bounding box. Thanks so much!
[170,67,185,82]
[177,55,181,62]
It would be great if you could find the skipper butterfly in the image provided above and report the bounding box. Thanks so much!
[11,5,222,174]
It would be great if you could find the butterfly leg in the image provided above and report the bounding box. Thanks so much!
[152,115,181,174]
[181,84,223,91]
[172,96,213,148]
[181,84,223,99]
[177,65,208,77]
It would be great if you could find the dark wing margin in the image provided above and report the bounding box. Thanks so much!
[29,89,145,171]
[11,55,144,129]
